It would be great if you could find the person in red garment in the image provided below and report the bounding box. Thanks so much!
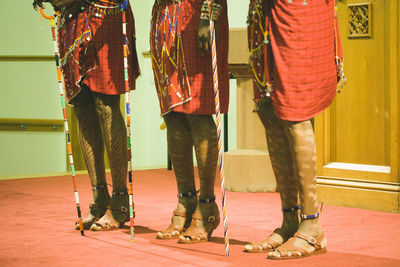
[244,0,345,259]
[33,0,140,230]
[150,0,229,243]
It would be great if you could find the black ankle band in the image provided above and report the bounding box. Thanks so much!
[199,196,216,204]
[113,190,128,196]
[91,184,107,191]
[282,205,301,213]
[177,190,197,198]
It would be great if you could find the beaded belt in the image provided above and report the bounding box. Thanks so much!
[85,0,124,16]
[155,0,181,4]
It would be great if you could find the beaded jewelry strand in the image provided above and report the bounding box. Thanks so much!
[248,0,273,110]
[119,0,135,242]
[39,8,84,236]
[151,0,192,114]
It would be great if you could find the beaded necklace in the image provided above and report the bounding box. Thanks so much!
[248,0,273,100]
[151,0,191,113]
[58,16,92,67]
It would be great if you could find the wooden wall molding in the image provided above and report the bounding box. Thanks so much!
[0,55,53,61]
[0,118,64,132]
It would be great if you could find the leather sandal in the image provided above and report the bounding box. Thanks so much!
[267,232,327,260]
[90,190,131,231]
[75,203,108,230]
[156,191,197,239]
[268,208,326,259]
[243,205,301,253]
[243,228,286,253]
[178,197,220,244]
[157,210,191,239]
[75,184,109,230]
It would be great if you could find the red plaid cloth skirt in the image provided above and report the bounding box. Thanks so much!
[248,0,339,121]
[150,0,229,115]
[58,1,140,103]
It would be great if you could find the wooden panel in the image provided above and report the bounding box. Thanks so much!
[228,28,250,64]
[236,78,267,150]
[331,0,389,166]
[317,184,399,213]
[316,1,399,212]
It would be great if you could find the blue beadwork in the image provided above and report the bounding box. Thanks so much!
[119,0,128,11]
[300,212,320,220]
[177,190,197,198]
[199,196,216,203]
[283,205,301,213]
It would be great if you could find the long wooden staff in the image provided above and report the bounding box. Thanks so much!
[120,0,135,242]
[207,0,230,256]
[39,8,84,236]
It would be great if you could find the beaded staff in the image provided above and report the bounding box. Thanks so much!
[39,8,84,236]
[205,0,230,257]
[120,0,135,242]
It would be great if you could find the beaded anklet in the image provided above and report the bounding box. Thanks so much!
[199,196,216,204]
[113,190,128,196]
[177,190,198,198]
[282,205,301,213]
[91,184,108,191]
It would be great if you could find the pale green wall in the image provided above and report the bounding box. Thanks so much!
[0,1,66,178]
[0,0,248,179]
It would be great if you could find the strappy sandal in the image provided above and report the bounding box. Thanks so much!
[268,210,327,260]
[243,205,301,253]
[156,191,197,239]
[178,197,220,244]
[90,190,131,231]
[267,232,327,260]
[75,184,109,230]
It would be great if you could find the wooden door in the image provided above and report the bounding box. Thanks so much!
[315,0,400,212]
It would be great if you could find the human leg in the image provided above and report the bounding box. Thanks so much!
[156,112,198,239]
[89,92,130,231]
[71,87,110,230]
[178,114,220,243]
[244,101,299,252]
[268,119,326,259]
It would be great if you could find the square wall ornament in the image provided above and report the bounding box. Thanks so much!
[348,3,372,38]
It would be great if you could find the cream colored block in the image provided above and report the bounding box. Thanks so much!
[224,149,277,192]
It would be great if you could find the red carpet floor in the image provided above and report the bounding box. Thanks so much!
[0,169,399,267]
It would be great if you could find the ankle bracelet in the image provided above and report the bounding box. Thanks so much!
[113,190,128,196]
[199,196,216,204]
[300,212,320,220]
[91,184,107,191]
[177,190,197,198]
[282,205,301,213]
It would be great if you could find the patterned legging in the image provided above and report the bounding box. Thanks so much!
[164,111,218,200]
[257,101,319,216]
[71,85,127,196]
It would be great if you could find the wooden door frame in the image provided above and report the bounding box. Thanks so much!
[315,1,400,212]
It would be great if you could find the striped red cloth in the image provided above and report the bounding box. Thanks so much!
[248,0,339,121]
[150,0,229,115]
[58,1,140,103]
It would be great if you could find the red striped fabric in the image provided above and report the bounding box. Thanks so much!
[58,2,140,103]
[248,0,339,121]
[150,0,229,115]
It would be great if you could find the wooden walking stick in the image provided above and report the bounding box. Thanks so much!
[206,0,230,256]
